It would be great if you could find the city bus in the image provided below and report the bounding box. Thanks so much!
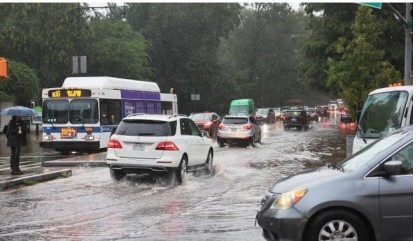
[352,85,413,154]
[40,76,178,154]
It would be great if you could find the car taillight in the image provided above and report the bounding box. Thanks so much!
[108,139,122,149]
[156,141,179,151]
[218,124,226,130]
[243,124,252,130]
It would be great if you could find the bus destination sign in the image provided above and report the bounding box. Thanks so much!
[48,89,92,98]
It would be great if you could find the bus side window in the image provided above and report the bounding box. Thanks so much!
[100,99,122,125]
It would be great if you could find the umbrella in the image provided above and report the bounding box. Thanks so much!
[0,106,36,117]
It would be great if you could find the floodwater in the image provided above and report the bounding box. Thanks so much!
[0,115,356,241]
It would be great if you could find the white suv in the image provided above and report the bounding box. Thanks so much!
[106,114,214,184]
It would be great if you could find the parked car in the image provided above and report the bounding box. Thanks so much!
[217,114,261,147]
[106,114,214,184]
[256,126,413,241]
[282,109,309,131]
[256,108,276,124]
[306,107,319,122]
[189,112,221,137]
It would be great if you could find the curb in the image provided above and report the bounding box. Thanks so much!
[0,169,72,191]
[42,161,107,167]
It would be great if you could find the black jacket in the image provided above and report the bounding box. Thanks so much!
[6,119,27,147]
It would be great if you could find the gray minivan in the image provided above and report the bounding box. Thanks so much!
[257,126,413,241]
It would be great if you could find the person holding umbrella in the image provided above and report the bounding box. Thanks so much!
[6,116,27,175]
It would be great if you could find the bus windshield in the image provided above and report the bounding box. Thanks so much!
[358,90,409,139]
[42,99,99,124]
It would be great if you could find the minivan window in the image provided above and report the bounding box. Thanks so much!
[115,120,175,136]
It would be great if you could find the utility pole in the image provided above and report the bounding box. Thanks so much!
[386,3,413,86]
[404,3,413,85]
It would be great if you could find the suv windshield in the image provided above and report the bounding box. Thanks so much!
[115,120,177,136]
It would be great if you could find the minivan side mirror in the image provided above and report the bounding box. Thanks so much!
[383,160,403,175]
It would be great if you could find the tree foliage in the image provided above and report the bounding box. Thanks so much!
[0,3,407,115]
[327,6,402,117]
[84,19,153,79]
[300,3,405,94]
[0,60,40,105]
[0,3,81,89]
[127,3,242,114]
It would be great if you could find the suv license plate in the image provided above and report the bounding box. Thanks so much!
[133,143,145,151]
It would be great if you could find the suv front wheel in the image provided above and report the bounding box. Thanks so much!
[175,156,188,184]
[205,150,213,175]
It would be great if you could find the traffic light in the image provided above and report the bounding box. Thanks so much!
[0,57,8,79]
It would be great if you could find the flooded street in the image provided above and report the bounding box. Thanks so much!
[0,116,356,240]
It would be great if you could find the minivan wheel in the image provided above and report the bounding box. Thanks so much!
[110,169,125,181]
[204,150,213,175]
[175,156,188,184]
[305,209,369,241]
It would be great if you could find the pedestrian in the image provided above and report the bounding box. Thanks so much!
[6,116,27,175]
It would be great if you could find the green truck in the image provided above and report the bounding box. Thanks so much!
[229,99,256,116]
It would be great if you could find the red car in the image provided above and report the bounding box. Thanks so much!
[189,112,221,138]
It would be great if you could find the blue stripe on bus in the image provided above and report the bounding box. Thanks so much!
[42,125,117,133]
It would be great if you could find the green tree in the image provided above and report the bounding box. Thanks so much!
[84,18,153,79]
[0,3,82,88]
[217,3,322,108]
[127,3,242,114]
[327,6,402,117]
[299,3,405,93]
[0,60,40,106]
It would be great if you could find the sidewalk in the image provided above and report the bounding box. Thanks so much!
[0,152,107,191]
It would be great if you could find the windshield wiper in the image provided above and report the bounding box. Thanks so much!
[357,123,367,144]
[327,163,344,172]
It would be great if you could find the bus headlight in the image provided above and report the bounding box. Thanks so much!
[43,134,53,140]
[85,135,95,141]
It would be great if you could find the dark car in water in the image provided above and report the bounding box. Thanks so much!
[189,112,221,138]
[282,109,309,131]
[256,108,276,124]
[256,126,413,241]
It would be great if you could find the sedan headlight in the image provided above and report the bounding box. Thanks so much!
[270,188,308,209]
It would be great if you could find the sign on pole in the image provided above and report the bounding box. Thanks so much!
[359,3,382,9]
[72,56,87,74]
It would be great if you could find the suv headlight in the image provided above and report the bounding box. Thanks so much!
[270,188,307,209]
